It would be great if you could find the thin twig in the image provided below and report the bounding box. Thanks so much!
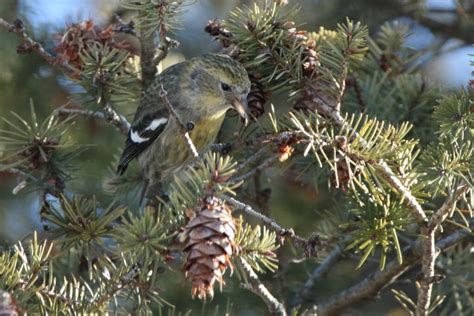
[102,105,131,135]
[428,186,469,231]
[311,94,428,225]
[17,281,76,306]
[230,131,307,183]
[0,17,54,63]
[159,83,200,159]
[377,161,428,224]
[240,258,287,316]
[95,83,132,136]
[232,156,278,184]
[138,7,180,87]
[308,227,473,316]
[291,244,345,308]
[155,36,179,67]
[223,195,318,255]
[415,226,437,316]
[308,87,470,316]
[0,16,131,135]
[234,145,270,174]
[55,108,130,135]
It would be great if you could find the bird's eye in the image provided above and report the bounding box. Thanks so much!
[220,82,231,91]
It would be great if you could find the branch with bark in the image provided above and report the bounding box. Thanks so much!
[0,17,76,74]
[310,92,429,225]
[0,17,55,63]
[240,258,287,316]
[223,195,321,257]
[0,16,132,136]
[139,32,158,89]
[303,226,473,316]
[55,108,130,135]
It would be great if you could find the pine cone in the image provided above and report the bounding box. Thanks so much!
[180,196,237,299]
[247,75,269,118]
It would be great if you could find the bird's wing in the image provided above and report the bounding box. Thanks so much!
[117,107,170,175]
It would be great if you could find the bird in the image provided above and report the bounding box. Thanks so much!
[116,53,251,201]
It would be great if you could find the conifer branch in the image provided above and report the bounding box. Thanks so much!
[102,104,131,135]
[223,195,294,237]
[428,186,470,231]
[0,17,132,137]
[139,32,157,88]
[0,17,55,63]
[55,108,130,134]
[16,280,78,306]
[232,155,278,184]
[415,227,437,316]
[309,227,473,316]
[233,146,271,174]
[311,93,428,224]
[240,258,287,316]
[346,76,366,113]
[0,17,76,75]
[0,291,16,315]
[230,131,309,183]
[159,83,200,159]
[155,36,179,68]
[223,195,319,255]
[96,81,132,135]
[376,161,428,224]
[135,3,180,88]
[1,1,471,313]
[415,185,470,316]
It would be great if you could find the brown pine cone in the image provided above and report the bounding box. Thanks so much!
[180,196,237,299]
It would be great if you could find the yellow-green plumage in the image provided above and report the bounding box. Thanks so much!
[117,54,250,200]
[139,112,227,183]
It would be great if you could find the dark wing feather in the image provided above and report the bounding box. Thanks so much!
[116,110,169,175]
[117,61,188,175]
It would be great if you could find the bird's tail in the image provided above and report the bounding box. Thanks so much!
[139,180,169,207]
[138,178,149,207]
[116,162,128,176]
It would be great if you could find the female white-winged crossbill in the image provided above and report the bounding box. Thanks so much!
[117,54,250,199]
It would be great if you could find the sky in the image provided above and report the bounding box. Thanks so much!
[20,0,108,30]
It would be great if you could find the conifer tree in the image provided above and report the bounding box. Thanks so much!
[0,1,472,315]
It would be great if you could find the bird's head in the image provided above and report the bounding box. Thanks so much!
[190,54,251,124]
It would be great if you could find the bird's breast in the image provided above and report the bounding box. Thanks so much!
[189,115,226,148]
[140,113,227,184]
